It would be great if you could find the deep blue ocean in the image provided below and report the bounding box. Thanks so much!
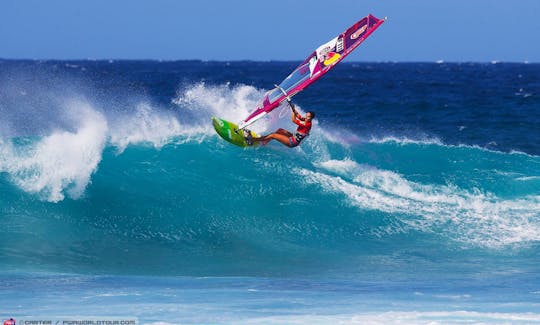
[1,59,539,324]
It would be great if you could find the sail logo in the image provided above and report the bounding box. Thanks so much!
[350,25,367,40]
[318,45,333,63]
[319,46,332,56]
[323,52,341,66]
[336,37,344,52]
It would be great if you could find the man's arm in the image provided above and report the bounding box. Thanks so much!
[289,101,304,124]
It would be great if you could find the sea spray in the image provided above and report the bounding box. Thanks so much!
[0,100,107,202]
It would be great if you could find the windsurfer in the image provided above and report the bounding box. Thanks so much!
[247,101,314,148]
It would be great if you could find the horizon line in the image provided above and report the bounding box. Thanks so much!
[1,58,538,64]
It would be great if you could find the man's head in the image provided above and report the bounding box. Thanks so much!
[306,111,315,121]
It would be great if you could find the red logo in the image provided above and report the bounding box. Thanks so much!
[3,319,16,325]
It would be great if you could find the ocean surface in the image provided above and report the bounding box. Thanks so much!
[1,59,539,324]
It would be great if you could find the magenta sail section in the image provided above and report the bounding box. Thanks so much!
[238,14,385,130]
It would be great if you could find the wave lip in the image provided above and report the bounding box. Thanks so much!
[108,103,183,153]
[1,100,107,202]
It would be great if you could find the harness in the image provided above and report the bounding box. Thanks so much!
[295,131,308,143]
[289,131,308,147]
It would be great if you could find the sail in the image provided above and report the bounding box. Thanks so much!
[238,14,385,130]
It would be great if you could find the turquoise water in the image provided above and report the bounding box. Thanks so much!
[1,60,539,323]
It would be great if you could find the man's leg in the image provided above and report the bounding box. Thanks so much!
[276,128,293,137]
[262,133,292,147]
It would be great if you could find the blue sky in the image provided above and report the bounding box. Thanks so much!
[1,0,539,62]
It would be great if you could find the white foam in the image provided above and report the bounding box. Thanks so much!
[109,102,183,153]
[315,158,363,176]
[242,310,540,324]
[304,159,540,247]
[515,176,540,181]
[368,136,540,157]
[316,125,360,147]
[0,100,107,202]
[172,82,268,130]
[366,135,444,146]
[92,292,142,297]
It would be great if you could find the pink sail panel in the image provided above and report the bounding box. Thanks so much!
[238,14,385,130]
